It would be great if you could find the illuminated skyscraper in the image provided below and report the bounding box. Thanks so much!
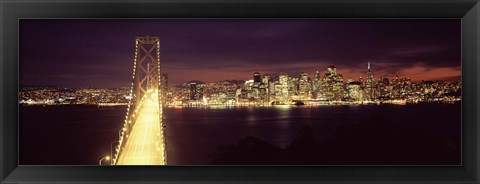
[299,72,310,100]
[245,80,257,98]
[312,71,321,99]
[198,86,204,99]
[366,61,375,101]
[278,73,290,102]
[258,83,268,102]
[261,75,271,102]
[262,75,271,84]
[321,65,344,101]
[253,71,261,83]
[245,80,254,91]
[190,82,198,100]
[268,78,276,103]
[273,81,283,103]
[289,76,299,99]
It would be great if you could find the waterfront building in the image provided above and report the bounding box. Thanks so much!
[189,82,203,101]
[235,88,242,101]
[299,72,310,100]
[268,80,276,103]
[238,89,248,101]
[258,83,268,102]
[347,81,363,101]
[376,77,390,100]
[262,75,271,102]
[278,73,290,102]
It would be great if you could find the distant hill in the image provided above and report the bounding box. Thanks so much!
[186,80,205,84]
[223,80,245,85]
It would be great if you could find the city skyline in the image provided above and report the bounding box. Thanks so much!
[20,19,460,88]
[20,62,461,106]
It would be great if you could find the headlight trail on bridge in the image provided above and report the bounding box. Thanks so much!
[116,90,165,165]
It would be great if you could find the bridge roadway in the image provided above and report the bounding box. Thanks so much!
[116,92,165,165]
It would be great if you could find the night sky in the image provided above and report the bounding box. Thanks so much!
[20,19,461,88]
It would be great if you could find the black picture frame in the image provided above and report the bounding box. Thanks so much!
[1,0,479,183]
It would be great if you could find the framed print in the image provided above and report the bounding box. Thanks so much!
[1,0,479,183]
[18,19,462,166]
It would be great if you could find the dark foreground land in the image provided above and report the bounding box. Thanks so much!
[210,121,459,165]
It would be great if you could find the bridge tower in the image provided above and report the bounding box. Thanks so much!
[112,36,166,165]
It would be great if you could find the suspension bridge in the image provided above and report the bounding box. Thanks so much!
[108,36,166,165]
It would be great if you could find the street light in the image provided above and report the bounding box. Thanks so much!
[119,127,127,138]
[110,140,119,165]
[99,156,110,165]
